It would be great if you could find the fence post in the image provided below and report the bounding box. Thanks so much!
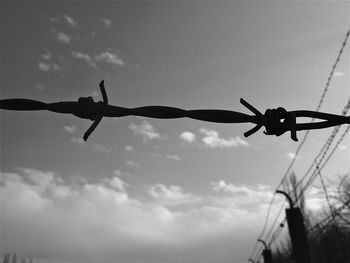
[257,239,273,263]
[276,190,311,263]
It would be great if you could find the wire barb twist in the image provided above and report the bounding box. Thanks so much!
[0,81,349,141]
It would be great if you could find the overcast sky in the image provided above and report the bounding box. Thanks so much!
[0,2,349,263]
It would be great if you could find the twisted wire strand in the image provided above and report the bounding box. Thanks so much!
[316,29,350,113]
[259,123,350,262]
[317,166,336,222]
[249,28,350,261]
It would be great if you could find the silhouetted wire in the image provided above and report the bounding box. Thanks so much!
[249,131,310,260]
[299,100,350,195]
[265,97,350,251]
[268,198,350,258]
[308,197,350,245]
[273,113,349,237]
[315,28,350,113]
[318,124,349,172]
[248,28,350,262]
[259,121,350,261]
[258,194,350,263]
[269,221,285,245]
[317,165,336,222]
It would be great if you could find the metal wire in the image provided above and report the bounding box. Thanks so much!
[249,28,350,262]
[260,124,350,261]
[317,165,336,223]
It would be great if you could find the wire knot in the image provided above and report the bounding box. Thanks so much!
[241,99,298,141]
[73,97,100,121]
[263,107,297,141]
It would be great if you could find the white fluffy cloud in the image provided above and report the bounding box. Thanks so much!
[166,154,181,161]
[63,14,78,27]
[180,129,249,148]
[0,169,280,262]
[38,62,61,72]
[286,152,301,160]
[41,51,52,61]
[95,52,124,67]
[211,180,274,208]
[129,120,162,141]
[51,14,77,27]
[72,51,125,69]
[64,125,77,133]
[200,128,250,148]
[126,160,139,167]
[148,184,200,206]
[125,145,134,151]
[92,143,112,153]
[34,83,45,90]
[72,51,97,68]
[304,186,339,212]
[102,176,129,192]
[334,71,344,77]
[180,131,196,143]
[100,17,112,28]
[55,30,71,44]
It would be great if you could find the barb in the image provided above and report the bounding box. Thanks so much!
[1,81,349,141]
[249,28,350,263]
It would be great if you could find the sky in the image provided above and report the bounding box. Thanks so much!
[0,1,349,263]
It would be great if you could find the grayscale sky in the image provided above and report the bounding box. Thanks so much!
[0,1,349,263]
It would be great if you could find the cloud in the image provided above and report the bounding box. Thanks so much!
[166,154,181,161]
[72,51,97,68]
[64,125,77,133]
[334,71,344,77]
[50,15,77,27]
[125,145,134,151]
[129,121,162,141]
[304,187,324,211]
[148,184,200,206]
[34,83,45,90]
[70,137,85,145]
[303,186,340,212]
[113,169,132,178]
[180,131,196,143]
[69,136,111,153]
[126,160,139,167]
[200,128,250,148]
[63,14,77,27]
[100,17,112,28]
[286,152,301,160]
[38,51,64,73]
[338,144,347,150]
[38,62,61,72]
[41,51,52,61]
[95,52,125,67]
[54,30,71,44]
[72,51,125,69]
[211,180,273,208]
[102,176,129,193]
[92,143,112,153]
[38,62,51,72]
[0,168,284,262]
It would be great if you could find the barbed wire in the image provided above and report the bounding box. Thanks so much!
[315,29,350,113]
[248,27,350,262]
[317,165,336,223]
[260,97,350,256]
[255,122,350,262]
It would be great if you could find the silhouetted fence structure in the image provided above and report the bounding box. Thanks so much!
[248,28,350,263]
[1,20,349,263]
[1,253,39,263]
